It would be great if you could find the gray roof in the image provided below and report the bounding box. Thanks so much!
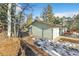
[27,20,66,28]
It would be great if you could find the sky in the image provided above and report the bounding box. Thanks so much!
[16,3,79,18]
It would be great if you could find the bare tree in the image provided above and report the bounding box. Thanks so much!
[16,4,32,37]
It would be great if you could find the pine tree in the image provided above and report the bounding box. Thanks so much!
[0,3,8,31]
[47,4,53,23]
[53,16,60,24]
[41,4,54,24]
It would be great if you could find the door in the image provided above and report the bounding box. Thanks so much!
[53,28,59,40]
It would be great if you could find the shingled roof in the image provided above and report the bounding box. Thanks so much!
[26,20,66,28]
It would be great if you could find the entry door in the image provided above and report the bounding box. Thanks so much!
[53,28,59,39]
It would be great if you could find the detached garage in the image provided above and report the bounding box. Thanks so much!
[28,20,66,40]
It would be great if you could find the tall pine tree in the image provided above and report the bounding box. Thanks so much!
[41,4,54,24]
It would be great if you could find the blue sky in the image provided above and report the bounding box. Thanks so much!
[17,3,79,18]
[31,3,79,16]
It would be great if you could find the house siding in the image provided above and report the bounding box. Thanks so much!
[32,25,42,38]
[29,21,65,40]
[43,28,52,39]
[31,22,52,39]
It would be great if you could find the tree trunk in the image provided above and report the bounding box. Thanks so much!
[7,3,11,37]
[13,3,17,37]
[14,22,17,36]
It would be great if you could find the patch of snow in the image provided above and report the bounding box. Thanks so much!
[34,38,79,56]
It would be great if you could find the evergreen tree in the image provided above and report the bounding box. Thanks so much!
[66,20,72,31]
[41,4,54,24]
[0,3,8,31]
[53,17,60,24]
[75,14,79,30]
[46,4,54,23]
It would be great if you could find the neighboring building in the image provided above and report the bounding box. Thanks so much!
[27,20,67,40]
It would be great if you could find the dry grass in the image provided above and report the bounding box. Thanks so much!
[56,36,79,48]
[0,32,21,56]
[58,36,79,43]
[0,32,7,40]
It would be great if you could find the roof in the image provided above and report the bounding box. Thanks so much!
[26,20,66,28]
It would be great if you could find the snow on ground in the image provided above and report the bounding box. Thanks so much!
[34,38,79,56]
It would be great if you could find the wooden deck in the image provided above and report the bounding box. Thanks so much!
[21,37,49,56]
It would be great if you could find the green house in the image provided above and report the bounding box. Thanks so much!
[28,20,67,40]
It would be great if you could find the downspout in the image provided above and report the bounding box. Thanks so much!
[51,28,53,40]
[42,28,44,39]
